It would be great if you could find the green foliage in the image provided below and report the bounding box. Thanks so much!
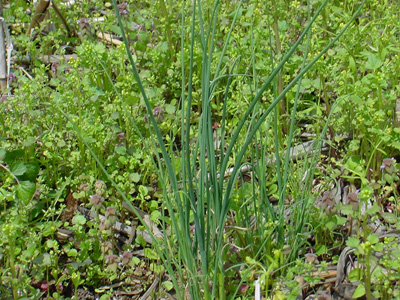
[1,0,399,299]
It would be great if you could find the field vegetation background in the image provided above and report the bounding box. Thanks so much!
[0,0,400,299]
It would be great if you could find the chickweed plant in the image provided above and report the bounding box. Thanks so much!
[55,0,367,298]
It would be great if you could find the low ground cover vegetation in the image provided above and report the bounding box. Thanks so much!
[0,0,400,299]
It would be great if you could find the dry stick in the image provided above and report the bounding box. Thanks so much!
[56,207,154,245]
[25,0,72,42]
[0,20,7,93]
[121,201,164,239]
[222,138,330,180]
[296,265,337,293]
[139,273,162,300]
[98,272,165,298]
[51,0,72,36]
[3,16,12,91]
[335,231,400,296]
[14,54,79,66]
[43,54,77,63]
[96,32,123,46]
[0,0,7,93]
[26,0,51,36]
[174,137,339,191]
[82,16,122,46]
[76,206,161,244]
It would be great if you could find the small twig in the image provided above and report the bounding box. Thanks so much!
[97,281,126,291]
[335,246,356,288]
[122,201,164,239]
[0,163,20,184]
[222,139,330,180]
[4,20,13,90]
[96,32,122,46]
[0,17,7,92]
[139,272,162,300]
[16,66,33,80]
[77,206,154,244]
[51,0,72,36]
[26,0,51,36]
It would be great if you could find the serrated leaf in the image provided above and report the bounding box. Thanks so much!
[34,253,51,266]
[150,262,164,274]
[278,20,288,31]
[352,283,366,298]
[350,95,363,105]
[4,149,24,164]
[151,210,161,222]
[374,243,383,252]
[41,253,52,266]
[11,161,27,176]
[118,156,127,164]
[16,181,36,204]
[72,215,86,226]
[0,149,6,160]
[229,7,243,18]
[19,162,39,181]
[125,94,139,105]
[346,237,360,248]
[94,43,106,54]
[367,233,379,244]
[139,185,148,195]
[165,104,176,114]
[340,204,354,216]
[158,41,168,52]
[115,145,126,155]
[316,245,327,255]
[68,258,92,270]
[365,53,382,70]
[312,78,322,89]
[99,295,110,300]
[30,202,45,221]
[380,47,388,60]
[325,220,336,231]
[68,249,78,257]
[111,111,120,119]
[390,141,400,149]
[129,173,140,183]
[335,216,347,226]
[144,248,158,260]
[135,234,146,247]
[391,248,400,259]
[367,203,380,215]
[245,256,256,264]
[42,224,57,237]
[132,256,140,265]
[110,24,122,36]
[22,137,35,147]
[82,134,96,144]
[348,56,356,74]
[128,31,138,40]
[24,244,37,258]
[162,281,174,291]
[382,212,397,224]
[384,173,394,184]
